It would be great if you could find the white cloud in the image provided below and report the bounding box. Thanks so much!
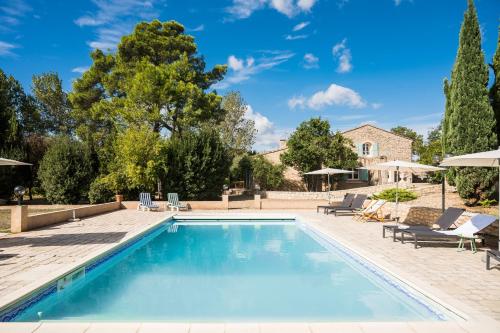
[216,51,295,89]
[0,41,17,56]
[288,83,367,110]
[303,53,319,69]
[332,38,352,73]
[71,66,89,74]
[245,105,290,151]
[371,103,383,110]
[293,21,309,31]
[285,34,308,40]
[75,0,163,50]
[297,0,317,11]
[226,0,317,20]
[228,55,244,71]
[288,96,306,109]
[0,0,31,27]
[188,24,205,32]
[394,0,413,6]
[336,114,368,121]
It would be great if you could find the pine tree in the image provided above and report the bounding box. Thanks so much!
[444,0,498,204]
[490,27,500,143]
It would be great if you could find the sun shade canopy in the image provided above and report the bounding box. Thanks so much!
[440,149,500,167]
[304,168,353,175]
[0,158,32,166]
[360,160,445,172]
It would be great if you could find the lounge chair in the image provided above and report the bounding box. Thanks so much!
[355,199,386,222]
[317,193,355,213]
[326,194,368,216]
[486,250,500,270]
[401,214,497,251]
[167,193,188,211]
[138,192,159,211]
[382,207,465,241]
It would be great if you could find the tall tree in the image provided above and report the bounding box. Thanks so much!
[0,69,22,149]
[443,0,497,204]
[281,118,358,175]
[32,72,73,135]
[218,91,256,156]
[390,126,423,156]
[70,20,226,138]
[490,26,500,143]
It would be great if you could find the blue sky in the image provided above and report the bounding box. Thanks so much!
[1,0,499,151]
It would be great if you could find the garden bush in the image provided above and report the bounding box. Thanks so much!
[162,129,231,200]
[38,136,93,204]
[373,188,418,202]
[251,155,285,190]
[88,176,115,204]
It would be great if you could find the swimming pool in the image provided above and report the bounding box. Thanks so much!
[4,218,453,322]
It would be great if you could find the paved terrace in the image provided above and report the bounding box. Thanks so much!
[0,209,499,333]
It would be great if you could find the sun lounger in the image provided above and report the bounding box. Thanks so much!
[486,250,500,270]
[167,193,188,211]
[138,192,160,211]
[354,199,386,222]
[326,194,368,216]
[317,193,355,213]
[401,214,497,251]
[382,207,464,241]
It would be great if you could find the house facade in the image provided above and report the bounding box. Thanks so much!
[259,124,413,190]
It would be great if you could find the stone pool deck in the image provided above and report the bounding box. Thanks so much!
[0,209,499,332]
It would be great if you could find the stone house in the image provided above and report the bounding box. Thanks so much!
[259,124,413,190]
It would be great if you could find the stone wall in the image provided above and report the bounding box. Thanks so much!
[262,183,428,200]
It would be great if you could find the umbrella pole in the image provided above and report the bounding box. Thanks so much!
[441,170,446,213]
[395,166,399,223]
[328,173,331,204]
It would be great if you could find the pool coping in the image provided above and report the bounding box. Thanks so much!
[0,211,498,332]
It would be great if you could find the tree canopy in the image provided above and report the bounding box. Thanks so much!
[281,118,358,175]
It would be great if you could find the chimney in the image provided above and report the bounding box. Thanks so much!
[279,139,287,149]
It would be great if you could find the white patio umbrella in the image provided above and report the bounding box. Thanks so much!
[440,148,500,248]
[360,160,445,221]
[304,168,353,203]
[0,158,32,166]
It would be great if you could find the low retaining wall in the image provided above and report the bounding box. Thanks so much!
[11,202,121,233]
[262,183,437,201]
[121,199,228,211]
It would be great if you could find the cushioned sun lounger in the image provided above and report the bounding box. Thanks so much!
[326,194,368,216]
[317,193,355,213]
[138,192,160,211]
[401,214,497,251]
[382,207,465,241]
[167,193,188,211]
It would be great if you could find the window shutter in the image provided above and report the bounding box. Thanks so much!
[356,143,363,156]
[360,169,369,181]
[372,143,379,157]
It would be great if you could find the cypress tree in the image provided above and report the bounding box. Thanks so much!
[445,0,498,204]
[490,27,500,143]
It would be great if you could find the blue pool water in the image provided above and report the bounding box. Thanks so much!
[12,220,448,322]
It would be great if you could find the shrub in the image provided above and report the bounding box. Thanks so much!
[373,188,418,202]
[88,176,115,204]
[251,155,285,190]
[478,199,497,208]
[162,129,231,200]
[38,137,93,204]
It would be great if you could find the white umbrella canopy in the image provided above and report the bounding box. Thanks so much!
[440,148,500,249]
[440,148,500,167]
[360,160,445,221]
[305,168,353,203]
[0,158,32,166]
[304,168,354,175]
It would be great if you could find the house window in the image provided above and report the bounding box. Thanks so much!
[347,169,359,180]
[362,142,371,156]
